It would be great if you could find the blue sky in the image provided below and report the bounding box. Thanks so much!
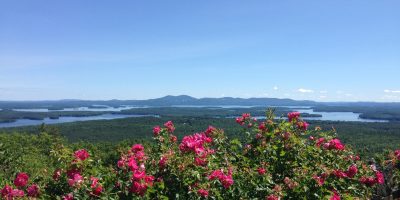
[0,0,399,101]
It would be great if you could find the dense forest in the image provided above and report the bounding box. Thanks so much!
[1,115,400,157]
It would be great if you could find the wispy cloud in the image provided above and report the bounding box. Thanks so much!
[273,86,278,90]
[0,38,252,69]
[381,95,400,101]
[384,89,400,93]
[297,88,314,93]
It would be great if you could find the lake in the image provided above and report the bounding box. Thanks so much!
[292,109,388,122]
[13,105,146,112]
[0,105,388,128]
[0,114,157,128]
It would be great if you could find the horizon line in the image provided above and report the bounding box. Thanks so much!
[0,95,399,104]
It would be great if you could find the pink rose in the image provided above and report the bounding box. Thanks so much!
[132,170,146,181]
[27,184,39,197]
[288,112,300,122]
[92,185,102,196]
[328,139,345,150]
[194,157,208,166]
[131,144,144,153]
[395,150,400,160]
[129,181,147,196]
[14,172,29,187]
[62,193,74,200]
[164,121,175,133]
[159,156,167,168]
[333,170,348,179]
[330,190,340,200]
[1,185,12,198]
[259,122,267,131]
[90,177,99,188]
[346,165,358,178]
[360,176,377,187]
[53,169,62,181]
[74,149,90,161]
[68,174,83,187]
[296,121,309,130]
[153,125,161,136]
[375,171,384,184]
[198,189,209,197]
[258,167,266,175]
[11,189,24,197]
[266,194,279,200]
[205,126,216,136]
[316,138,325,147]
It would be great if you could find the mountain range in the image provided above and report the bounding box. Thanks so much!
[1,95,399,109]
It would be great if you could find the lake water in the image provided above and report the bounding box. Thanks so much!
[229,108,388,122]
[0,114,157,128]
[290,109,387,122]
[13,105,146,112]
[0,105,388,128]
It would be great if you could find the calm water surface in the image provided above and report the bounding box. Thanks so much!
[13,105,145,112]
[294,109,388,122]
[0,114,157,128]
[254,109,387,123]
[1,106,388,128]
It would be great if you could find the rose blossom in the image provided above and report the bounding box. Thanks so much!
[330,190,340,200]
[14,172,29,187]
[197,189,209,197]
[288,112,300,122]
[153,125,161,136]
[266,194,279,200]
[131,144,144,153]
[27,184,39,197]
[346,165,358,178]
[164,121,175,133]
[258,167,266,175]
[74,149,90,161]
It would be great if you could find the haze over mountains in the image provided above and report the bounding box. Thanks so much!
[1,95,400,109]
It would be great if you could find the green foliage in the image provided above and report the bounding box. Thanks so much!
[0,111,386,199]
[0,132,63,181]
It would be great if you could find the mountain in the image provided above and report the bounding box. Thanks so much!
[0,95,318,109]
[2,95,400,109]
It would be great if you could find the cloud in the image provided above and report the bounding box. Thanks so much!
[273,86,278,90]
[381,95,400,101]
[0,38,250,69]
[297,88,314,93]
[319,90,328,94]
[384,89,400,93]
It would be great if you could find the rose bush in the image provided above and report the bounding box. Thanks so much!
[0,111,387,199]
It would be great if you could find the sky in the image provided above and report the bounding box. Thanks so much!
[0,0,399,101]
